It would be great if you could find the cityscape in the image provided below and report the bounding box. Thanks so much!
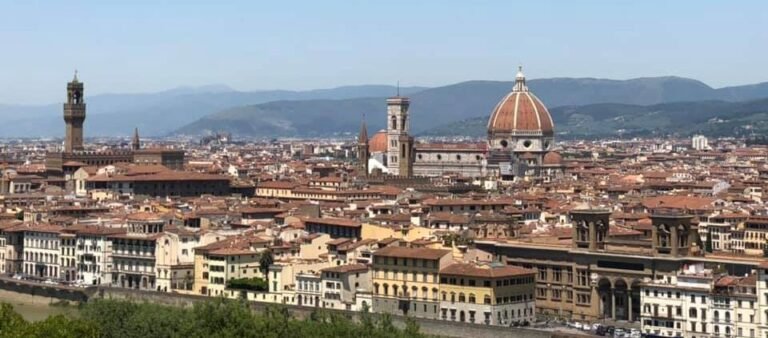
[1,1,768,338]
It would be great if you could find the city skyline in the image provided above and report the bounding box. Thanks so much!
[1,0,766,104]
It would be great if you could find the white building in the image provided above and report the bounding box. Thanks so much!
[70,224,123,285]
[640,264,759,338]
[16,224,63,279]
[692,135,710,151]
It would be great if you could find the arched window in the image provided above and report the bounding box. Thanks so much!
[484,295,492,304]
[458,293,466,303]
[468,293,476,303]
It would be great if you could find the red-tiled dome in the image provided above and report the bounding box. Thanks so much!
[369,130,388,153]
[488,67,554,136]
[543,151,563,165]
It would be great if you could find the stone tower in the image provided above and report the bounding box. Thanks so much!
[571,209,611,251]
[386,96,413,177]
[651,212,694,257]
[64,71,86,153]
[357,118,369,175]
[132,127,141,151]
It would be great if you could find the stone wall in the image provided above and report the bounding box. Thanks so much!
[0,280,560,338]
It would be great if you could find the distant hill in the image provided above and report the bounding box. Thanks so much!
[5,75,768,138]
[175,77,768,138]
[422,98,768,139]
[0,85,426,138]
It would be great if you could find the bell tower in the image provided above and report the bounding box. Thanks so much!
[386,96,412,176]
[357,117,369,175]
[64,71,86,153]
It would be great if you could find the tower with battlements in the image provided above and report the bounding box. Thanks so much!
[63,72,86,153]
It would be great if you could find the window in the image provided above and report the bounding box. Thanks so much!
[538,266,547,280]
[577,270,588,286]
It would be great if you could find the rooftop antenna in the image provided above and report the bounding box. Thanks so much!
[397,80,400,97]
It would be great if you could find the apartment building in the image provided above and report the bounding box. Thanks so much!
[438,262,536,326]
[641,264,760,338]
[320,263,371,311]
[371,246,453,319]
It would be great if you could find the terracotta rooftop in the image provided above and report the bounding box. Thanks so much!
[440,262,534,278]
[373,246,450,260]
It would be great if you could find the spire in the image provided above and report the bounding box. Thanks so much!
[513,65,528,92]
[73,69,79,83]
[358,114,368,144]
[132,127,140,150]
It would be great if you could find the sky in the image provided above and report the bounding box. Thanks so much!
[1,0,766,104]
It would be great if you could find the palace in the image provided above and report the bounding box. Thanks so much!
[45,73,185,180]
[358,67,564,180]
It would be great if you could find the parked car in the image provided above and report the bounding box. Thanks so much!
[615,328,627,338]
[574,322,583,330]
[12,274,23,280]
[596,326,608,336]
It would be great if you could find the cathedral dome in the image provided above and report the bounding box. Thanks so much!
[543,151,563,166]
[487,67,554,137]
[369,130,388,153]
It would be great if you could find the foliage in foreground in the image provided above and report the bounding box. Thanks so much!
[0,299,425,338]
[226,277,269,291]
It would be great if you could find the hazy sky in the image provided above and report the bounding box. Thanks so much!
[1,0,766,104]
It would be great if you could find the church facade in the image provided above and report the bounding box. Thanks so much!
[359,67,564,180]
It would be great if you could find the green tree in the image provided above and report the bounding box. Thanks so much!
[404,317,421,337]
[22,315,100,338]
[705,227,713,253]
[260,250,274,277]
[0,303,27,335]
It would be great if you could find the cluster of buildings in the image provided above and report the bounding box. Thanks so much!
[2,72,768,336]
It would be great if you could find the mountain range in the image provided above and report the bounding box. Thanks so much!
[175,77,768,138]
[422,98,768,139]
[3,76,768,138]
[0,85,425,138]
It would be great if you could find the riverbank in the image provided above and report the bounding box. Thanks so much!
[8,302,76,322]
[0,288,79,321]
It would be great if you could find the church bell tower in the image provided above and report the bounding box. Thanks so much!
[64,71,86,153]
[386,96,413,177]
[357,118,369,175]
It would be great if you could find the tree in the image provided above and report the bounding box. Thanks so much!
[404,317,420,337]
[0,303,27,334]
[260,250,274,278]
[705,227,713,253]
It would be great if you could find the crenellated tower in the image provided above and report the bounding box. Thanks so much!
[63,71,86,153]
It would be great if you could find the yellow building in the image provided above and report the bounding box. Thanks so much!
[438,262,536,326]
[371,246,453,319]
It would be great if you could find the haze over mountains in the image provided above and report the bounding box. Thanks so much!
[2,76,768,138]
